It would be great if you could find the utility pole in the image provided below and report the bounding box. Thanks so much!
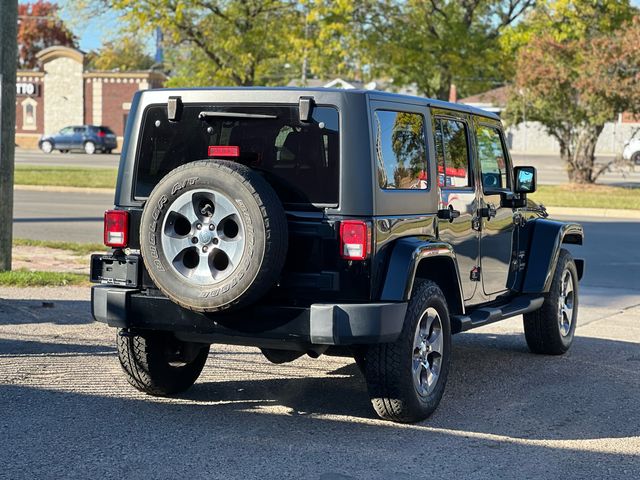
[0,0,18,271]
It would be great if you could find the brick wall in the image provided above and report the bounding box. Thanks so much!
[101,80,140,136]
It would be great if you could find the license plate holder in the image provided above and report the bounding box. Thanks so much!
[90,254,140,287]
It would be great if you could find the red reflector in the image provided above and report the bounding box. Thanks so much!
[208,145,240,157]
[104,210,129,248]
[339,220,369,261]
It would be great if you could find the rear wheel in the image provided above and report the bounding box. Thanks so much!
[116,330,210,395]
[84,141,96,155]
[632,151,640,166]
[523,249,578,355]
[364,280,452,423]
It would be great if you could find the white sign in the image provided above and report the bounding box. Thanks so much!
[16,82,38,96]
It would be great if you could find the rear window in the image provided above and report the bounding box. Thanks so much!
[135,104,340,206]
[98,126,115,135]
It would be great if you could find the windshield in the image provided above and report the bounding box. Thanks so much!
[135,104,340,206]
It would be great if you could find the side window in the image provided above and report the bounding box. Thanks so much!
[375,110,428,190]
[476,125,510,190]
[432,117,471,188]
[59,127,73,135]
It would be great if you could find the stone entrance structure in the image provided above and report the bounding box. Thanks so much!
[15,45,165,150]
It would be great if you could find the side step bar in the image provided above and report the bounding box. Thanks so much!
[451,295,544,334]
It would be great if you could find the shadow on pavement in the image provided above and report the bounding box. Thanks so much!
[1,295,639,478]
[0,299,92,325]
[0,338,114,356]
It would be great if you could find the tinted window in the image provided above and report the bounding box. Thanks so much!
[135,105,339,206]
[477,125,509,190]
[433,118,470,188]
[375,111,428,190]
[98,126,115,135]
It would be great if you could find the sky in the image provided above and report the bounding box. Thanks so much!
[56,1,154,53]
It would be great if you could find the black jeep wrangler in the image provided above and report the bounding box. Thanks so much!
[91,88,584,423]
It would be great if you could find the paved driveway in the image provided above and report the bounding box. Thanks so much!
[0,285,638,480]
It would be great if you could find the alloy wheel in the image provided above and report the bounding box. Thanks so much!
[411,307,444,397]
[161,188,245,286]
[558,269,575,337]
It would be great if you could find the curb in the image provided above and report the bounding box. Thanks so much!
[546,206,640,219]
[14,184,114,194]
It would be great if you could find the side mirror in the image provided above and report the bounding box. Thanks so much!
[514,166,536,194]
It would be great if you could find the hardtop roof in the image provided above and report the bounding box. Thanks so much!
[143,86,501,121]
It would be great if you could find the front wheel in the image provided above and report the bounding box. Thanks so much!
[116,330,210,395]
[84,141,96,155]
[523,249,579,355]
[632,151,640,166]
[364,280,452,423]
[40,141,53,153]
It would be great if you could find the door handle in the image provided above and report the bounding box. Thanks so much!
[479,204,497,220]
[437,205,461,222]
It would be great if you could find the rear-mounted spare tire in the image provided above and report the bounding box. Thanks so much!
[140,160,288,313]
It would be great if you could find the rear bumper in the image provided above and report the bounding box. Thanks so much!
[91,286,407,348]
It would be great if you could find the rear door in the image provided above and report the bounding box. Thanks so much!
[475,121,516,296]
[431,110,480,301]
[133,102,348,302]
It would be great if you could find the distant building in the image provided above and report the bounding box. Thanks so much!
[15,46,166,150]
[458,86,509,115]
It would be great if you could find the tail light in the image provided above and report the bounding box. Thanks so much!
[104,210,129,247]
[97,130,106,138]
[339,220,370,260]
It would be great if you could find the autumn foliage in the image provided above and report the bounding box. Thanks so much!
[18,0,77,69]
[509,14,640,183]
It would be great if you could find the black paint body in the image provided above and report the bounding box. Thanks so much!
[92,88,583,350]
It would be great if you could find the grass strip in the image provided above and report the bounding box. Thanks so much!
[15,165,117,189]
[530,184,640,210]
[0,269,88,287]
[13,238,106,256]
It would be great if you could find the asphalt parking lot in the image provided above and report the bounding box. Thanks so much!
[0,285,638,479]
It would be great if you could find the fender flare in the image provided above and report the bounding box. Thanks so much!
[380,237,465,315]
[521,219,584,294]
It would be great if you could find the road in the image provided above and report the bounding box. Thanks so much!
[13,189,111,244]
[16,149,120,168]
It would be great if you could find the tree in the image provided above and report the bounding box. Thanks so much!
[93,0,303,87]
[367,0,535,99]
[86,37,155,71]
[18,0,77,69]
[298,0,375,83]
[504,1,640,183]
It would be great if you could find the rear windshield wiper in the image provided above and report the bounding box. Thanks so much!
[198,111,278,120]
